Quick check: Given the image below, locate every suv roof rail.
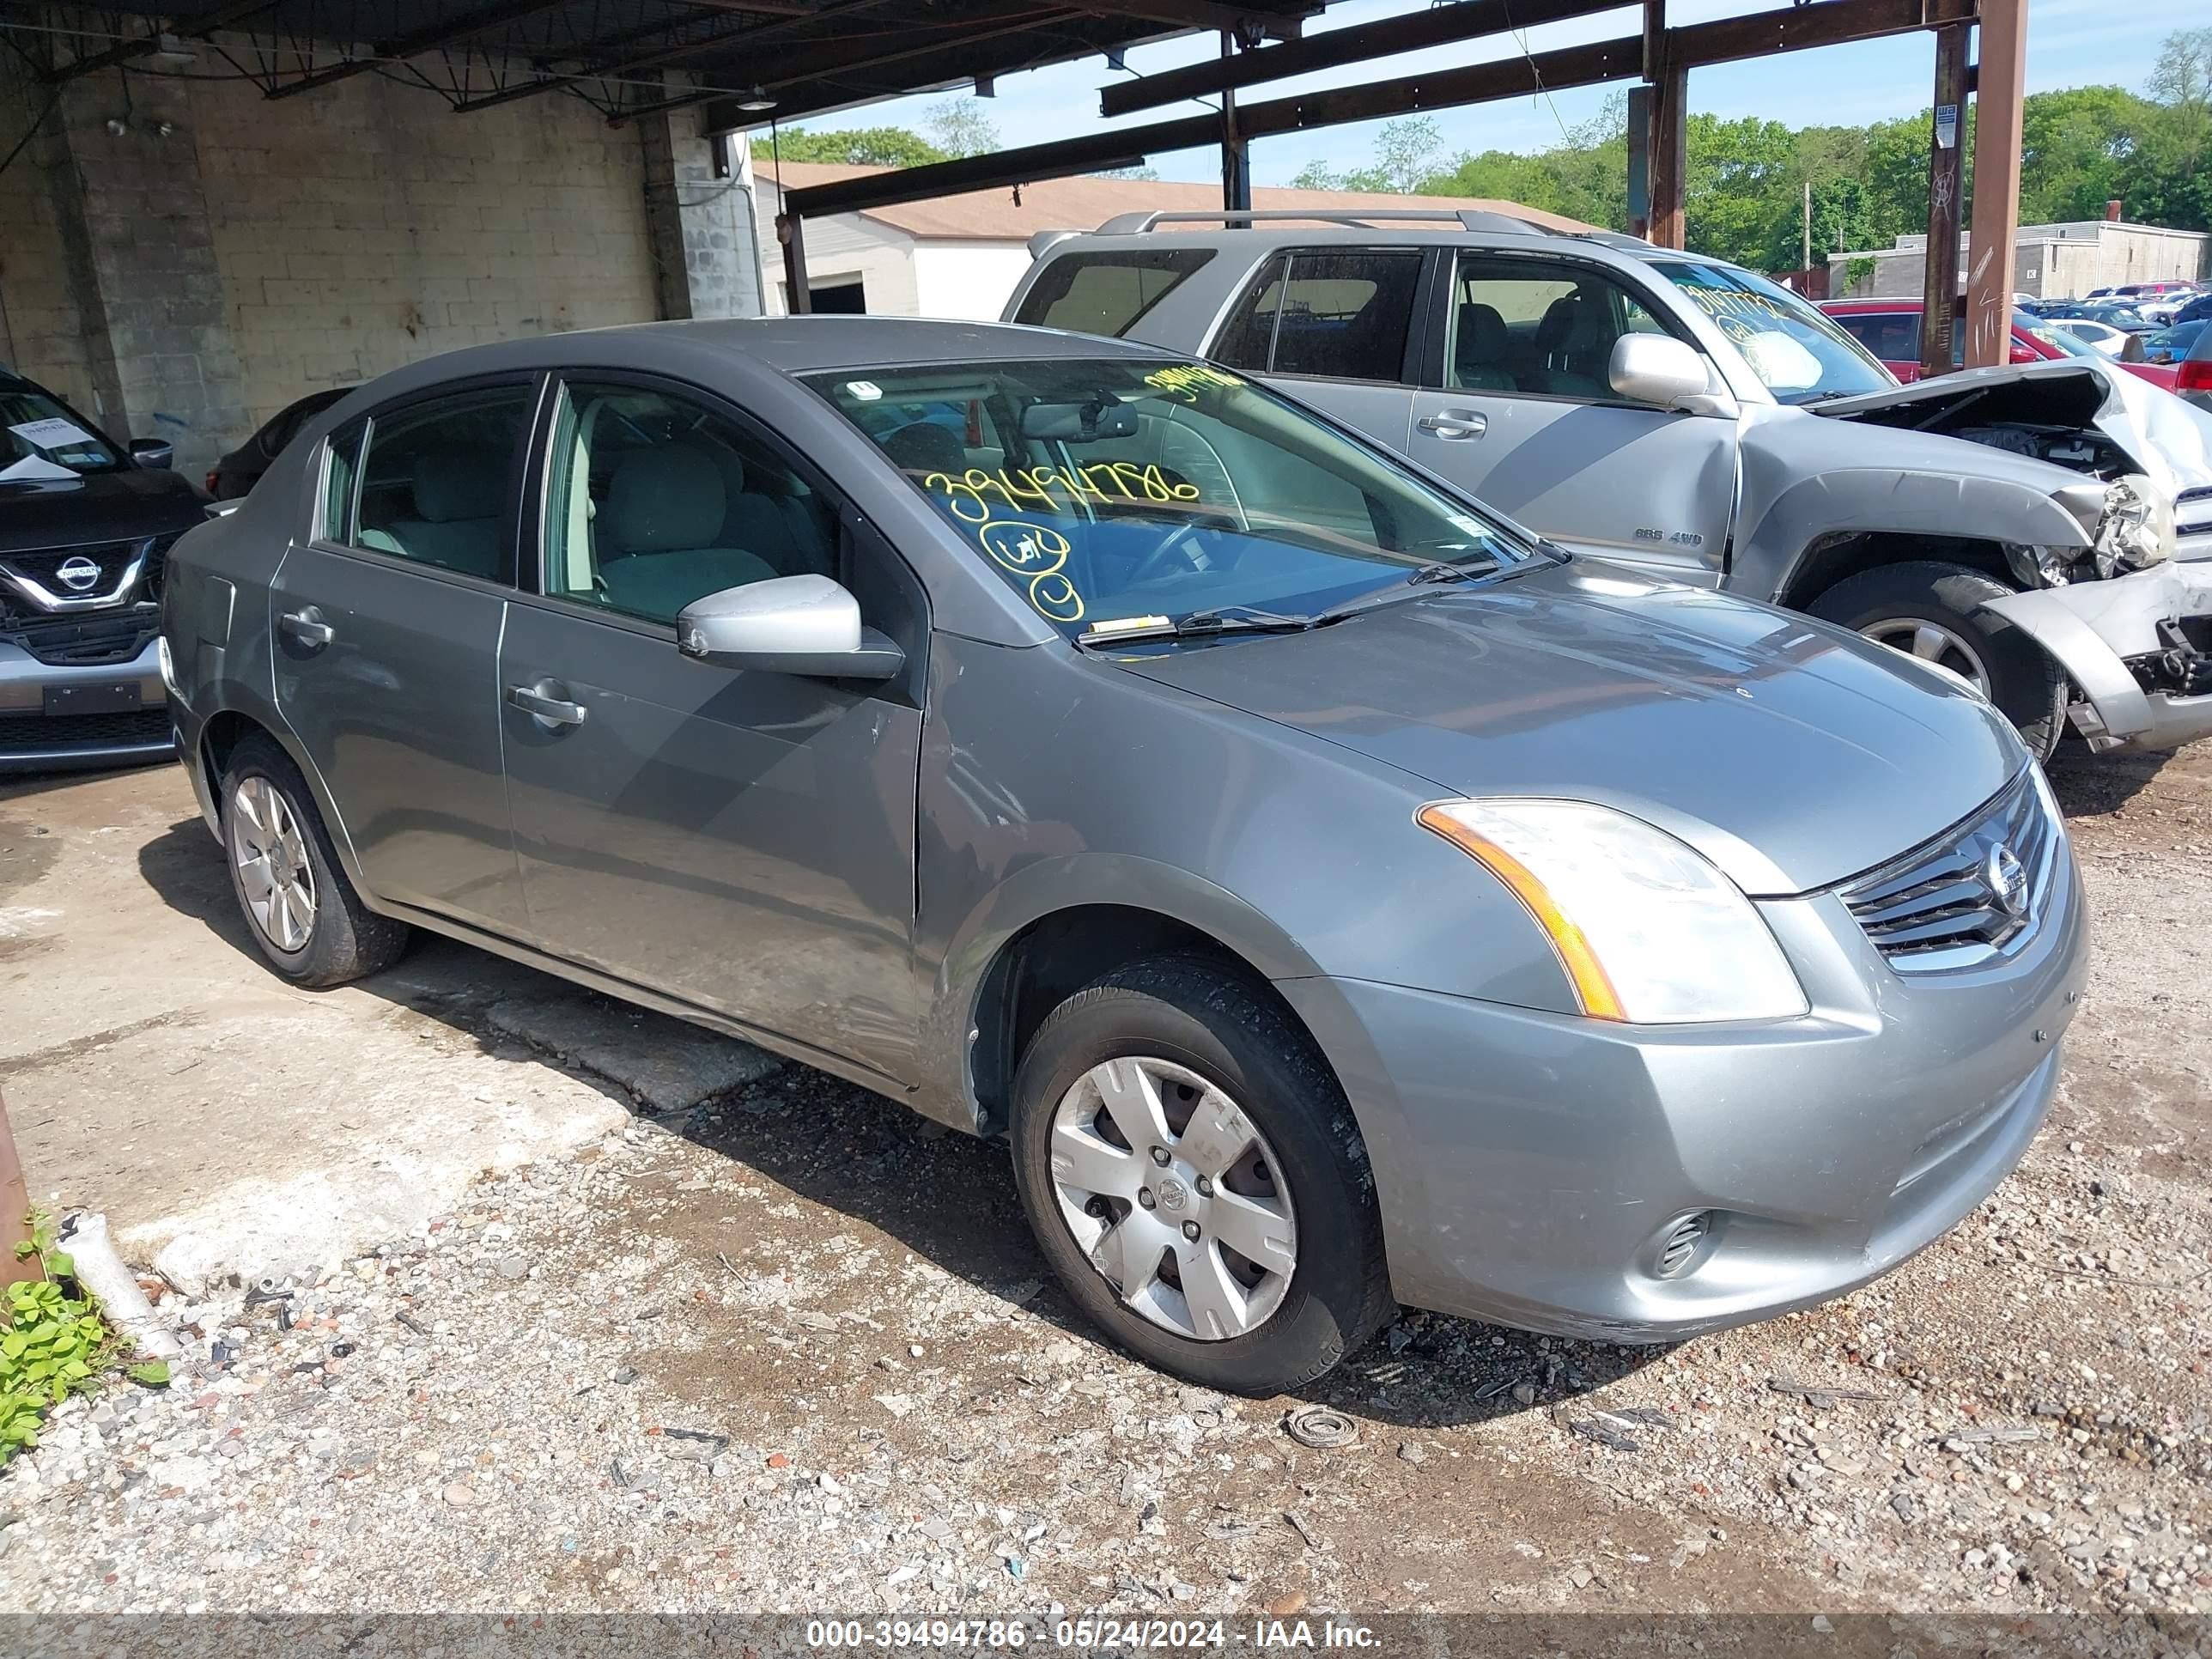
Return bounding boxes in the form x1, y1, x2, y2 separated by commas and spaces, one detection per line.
1572, 230, 1662, 254
1027, 228, 1082, 259
1091, 208, 1560, 236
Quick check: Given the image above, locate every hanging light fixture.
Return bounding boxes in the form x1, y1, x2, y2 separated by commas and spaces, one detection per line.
735, 85, 776, 112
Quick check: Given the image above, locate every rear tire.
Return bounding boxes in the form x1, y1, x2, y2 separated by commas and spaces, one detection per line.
221, 733, 410, 987
1808, 560, 2068, 760
1009, 958, 1391, 1395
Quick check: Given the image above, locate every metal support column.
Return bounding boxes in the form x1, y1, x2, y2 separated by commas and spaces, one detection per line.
1917, 21, 1970, 377
1219, 31, 1251, 213
1646, 53, 1687, 250
778, 211, 812, 314
1962, 0, 2024, 368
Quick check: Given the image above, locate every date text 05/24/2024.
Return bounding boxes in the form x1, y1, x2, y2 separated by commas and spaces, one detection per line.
804, 1620, 1382, 1650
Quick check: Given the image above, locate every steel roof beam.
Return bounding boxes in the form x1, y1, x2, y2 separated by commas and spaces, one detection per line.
45, 0, 283, 83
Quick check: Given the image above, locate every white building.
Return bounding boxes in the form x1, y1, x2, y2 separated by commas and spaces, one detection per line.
1829, 215, 2210, 301
752, 161, 1591, 319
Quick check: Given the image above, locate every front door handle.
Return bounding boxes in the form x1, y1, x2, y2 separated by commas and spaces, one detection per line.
507, 681, 588, 729
1418, 410, 1488, 440
277, 607, 334, 650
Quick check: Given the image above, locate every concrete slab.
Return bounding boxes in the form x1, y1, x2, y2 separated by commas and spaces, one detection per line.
485, 988, 781, 1114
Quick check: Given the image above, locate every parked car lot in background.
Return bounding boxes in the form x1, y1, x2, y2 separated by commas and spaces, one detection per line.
1010, 213, 2212, 761
1820, 297, 2175, 389
2183, 321, 2212, 414
2142, 319, 2208, 365
205, 386, 353, 500
1, 367, 200, 773
161, 316, 2088, 1392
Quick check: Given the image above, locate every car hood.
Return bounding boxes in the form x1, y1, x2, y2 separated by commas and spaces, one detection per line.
1811, 357, 2212, 497
0, 464, 206, 553
1112, 561, 2023, 896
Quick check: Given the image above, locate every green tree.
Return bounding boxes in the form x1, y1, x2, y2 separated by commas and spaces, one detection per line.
923, 99, 1000, 161
764, 126, 948, 168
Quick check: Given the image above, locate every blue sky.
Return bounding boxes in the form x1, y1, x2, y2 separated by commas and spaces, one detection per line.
783, 0, 2184, 189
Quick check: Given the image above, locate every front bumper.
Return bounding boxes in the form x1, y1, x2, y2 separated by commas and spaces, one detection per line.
0, 635, 171, 774
1278, 820, 2088, 1341
1983, 559, 2212, 752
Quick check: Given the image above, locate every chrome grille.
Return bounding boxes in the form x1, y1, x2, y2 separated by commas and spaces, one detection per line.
1840, 769, 2061, 974
1656, 1212, 1709, 1279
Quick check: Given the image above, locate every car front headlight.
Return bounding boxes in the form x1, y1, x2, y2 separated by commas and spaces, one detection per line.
1416, 799, 1809, 1025
2093, 475, 2175, 577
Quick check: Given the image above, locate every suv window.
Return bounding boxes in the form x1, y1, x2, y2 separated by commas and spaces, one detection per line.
542, 380, 836, 626
1012, 249, 1215, 336
349, 385, 533, 581
1445, 255, 1675, 399
1832, 310, 1919, 364
1212, 250, 1423, 384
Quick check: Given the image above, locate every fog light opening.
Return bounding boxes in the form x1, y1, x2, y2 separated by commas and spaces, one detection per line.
1655, 1211, 1713, 1280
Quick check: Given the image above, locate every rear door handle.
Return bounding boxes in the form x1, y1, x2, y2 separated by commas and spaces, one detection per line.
277, 607, 334, 649
507, 681, 588, 728
1418, 410, 1488, 440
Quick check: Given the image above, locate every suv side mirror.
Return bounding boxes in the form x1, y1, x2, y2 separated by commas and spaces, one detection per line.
677, 574, 903, 682
129, 437, 174, 469
1608, 335, 1719, 412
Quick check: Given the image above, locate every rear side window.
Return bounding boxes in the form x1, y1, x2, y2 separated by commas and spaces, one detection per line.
350, 385, 536, 583
1013, 248, 1215, 336
1211, 249, 1423, 384
1833, 310, 1920, 364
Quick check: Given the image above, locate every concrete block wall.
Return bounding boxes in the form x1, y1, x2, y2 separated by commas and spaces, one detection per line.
0, 53, 98, 415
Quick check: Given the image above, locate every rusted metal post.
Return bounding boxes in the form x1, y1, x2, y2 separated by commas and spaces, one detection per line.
778, 210, 812, 315
1646, 51, 1687, 251
0, 1088, 37, 1288
1962, 0, 2025, 368
1918, 21, 1971, 377
1220, 32, 1251, 213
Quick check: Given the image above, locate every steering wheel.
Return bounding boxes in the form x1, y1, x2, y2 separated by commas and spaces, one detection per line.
1126, 520, 1212, 590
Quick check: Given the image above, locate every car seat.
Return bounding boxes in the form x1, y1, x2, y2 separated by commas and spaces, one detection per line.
363, 447, 507, 576
1452, 302, 1518, 391
595, 443, 779, 622
1531, 294, 1614, 398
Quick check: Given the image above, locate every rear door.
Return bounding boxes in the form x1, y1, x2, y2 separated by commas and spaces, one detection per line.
495, 374, 926, 1085
1205, 247, 1426, 452
1406, 251, 1737, 584
271, 379, 537, 933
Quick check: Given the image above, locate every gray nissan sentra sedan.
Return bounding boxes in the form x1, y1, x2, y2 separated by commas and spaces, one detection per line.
158, 318, 2087, 1394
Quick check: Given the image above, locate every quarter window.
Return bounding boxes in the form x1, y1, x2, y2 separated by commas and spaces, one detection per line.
350, 385, 534, 581
1445, 256, 1687, 400
1211, 250, 1424, 384
541, 381, 836, 626
319, 422, 364, 544
1012, 248, 1216, 336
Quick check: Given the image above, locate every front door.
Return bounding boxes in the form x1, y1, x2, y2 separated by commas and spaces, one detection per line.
1407, 252, 1737, 584
270, 379, 538, 933
497, 375, 925, 1084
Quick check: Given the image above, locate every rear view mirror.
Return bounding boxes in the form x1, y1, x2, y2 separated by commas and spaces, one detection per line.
129, 437, 174, 469
677, 574, 903, 682
1018, 399, 1139, 442
1609, 334, 1722, 411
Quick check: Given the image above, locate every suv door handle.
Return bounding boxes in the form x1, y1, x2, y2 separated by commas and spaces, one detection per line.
277, 607, 334, 649
1418, 410, 1488, 440
507, 680, 588, 729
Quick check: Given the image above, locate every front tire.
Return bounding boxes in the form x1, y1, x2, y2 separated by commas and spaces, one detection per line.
221, 734, 410, 987
1808, 560, 2068, 759
1009, 959, 1391, 1394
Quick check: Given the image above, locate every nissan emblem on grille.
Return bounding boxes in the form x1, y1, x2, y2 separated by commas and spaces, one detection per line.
56, 556, 101, 592
1984, 843, 2028, 919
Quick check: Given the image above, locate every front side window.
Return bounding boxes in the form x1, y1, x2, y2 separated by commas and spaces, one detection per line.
541, 380, 836, 625
1831, 310, 1921, 366
352, 384, 535, 580
1657, 262, 1893, 403
809, 357, 1534, 641
1211, 250, 1423, 384
1012, 249, 1216, 337
1444, 256, 1687, 399
0, 384, 123, 481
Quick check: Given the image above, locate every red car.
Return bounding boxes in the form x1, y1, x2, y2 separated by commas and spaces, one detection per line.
1820, 299, 2180, 392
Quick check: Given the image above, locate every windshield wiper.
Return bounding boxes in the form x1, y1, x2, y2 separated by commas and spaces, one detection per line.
1309, 556, 1505, 626
1079, 605, 1314, 647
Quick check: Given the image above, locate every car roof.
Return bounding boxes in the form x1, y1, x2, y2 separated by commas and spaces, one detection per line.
1035, 217, 1736, 277
570, 317, 1164, 374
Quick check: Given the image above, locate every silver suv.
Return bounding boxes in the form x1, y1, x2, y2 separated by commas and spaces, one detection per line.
1006, 210, 2212, 757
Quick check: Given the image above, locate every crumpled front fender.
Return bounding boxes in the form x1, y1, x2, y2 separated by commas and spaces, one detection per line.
1982, 562, 2212, 750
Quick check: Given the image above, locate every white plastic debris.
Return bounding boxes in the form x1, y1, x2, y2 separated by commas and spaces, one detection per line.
65, 1212, 184, 1360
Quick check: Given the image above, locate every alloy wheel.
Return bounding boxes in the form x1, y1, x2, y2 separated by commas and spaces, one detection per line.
1048, 1056, 1297, 1341
230, 775, 318, 953
1860, 617, 1993, 696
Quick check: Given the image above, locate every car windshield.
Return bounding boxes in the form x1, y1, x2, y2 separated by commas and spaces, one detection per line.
807, 358, 1537, 640
0, 386, 124, 480
2017, 313, 2100, 359
1657, 263, 1894, 403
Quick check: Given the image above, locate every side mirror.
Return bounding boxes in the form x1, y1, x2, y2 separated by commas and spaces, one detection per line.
1607, 334, 1723, 413
129, 438, 174, 469
677, 574, 903, 682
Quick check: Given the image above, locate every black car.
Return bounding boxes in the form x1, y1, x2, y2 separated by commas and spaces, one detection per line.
1, 368, 206, 772
205, 386, 352, 499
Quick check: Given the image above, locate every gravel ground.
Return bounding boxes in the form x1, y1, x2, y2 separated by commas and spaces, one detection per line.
2, 742, 2210, 1622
